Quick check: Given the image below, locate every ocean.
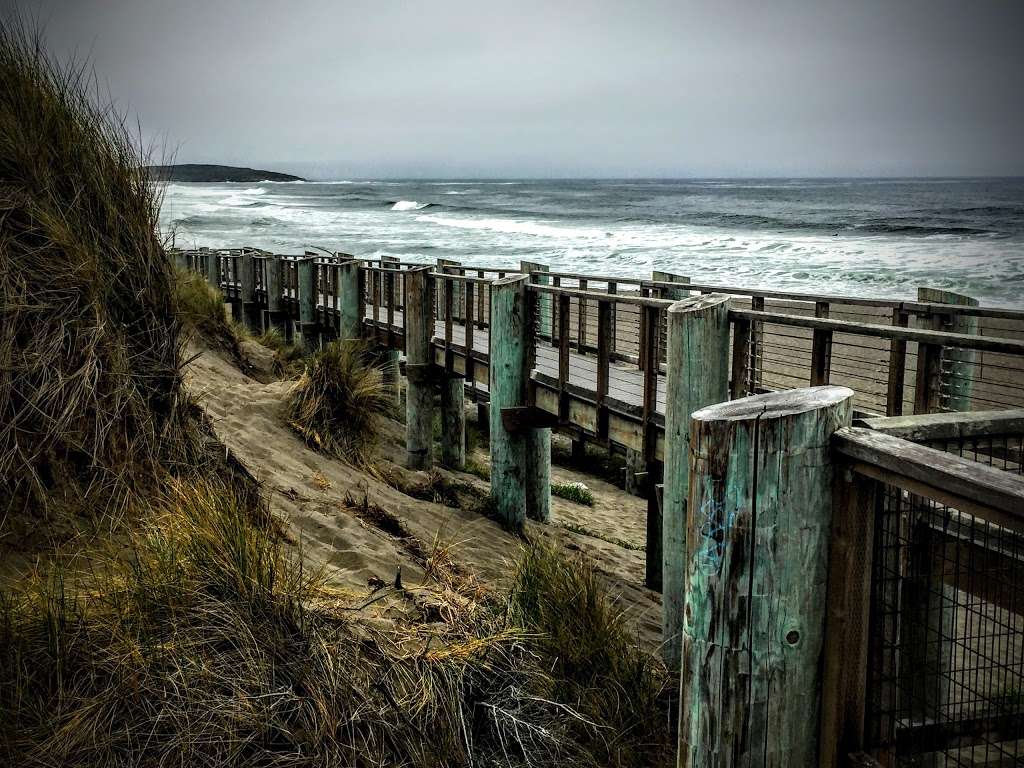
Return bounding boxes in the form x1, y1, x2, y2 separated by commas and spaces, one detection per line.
160, 178, 1024, 307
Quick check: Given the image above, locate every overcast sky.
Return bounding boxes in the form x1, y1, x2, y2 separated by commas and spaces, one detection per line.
22, 0, 1024, 179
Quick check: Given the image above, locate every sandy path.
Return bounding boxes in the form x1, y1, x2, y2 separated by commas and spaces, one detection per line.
185, 343, 663, 645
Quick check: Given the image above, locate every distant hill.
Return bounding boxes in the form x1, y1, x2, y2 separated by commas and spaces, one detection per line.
147, 164, 305, 182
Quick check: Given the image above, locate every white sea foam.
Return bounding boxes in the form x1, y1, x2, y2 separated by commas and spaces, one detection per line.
391, 200, 430, 211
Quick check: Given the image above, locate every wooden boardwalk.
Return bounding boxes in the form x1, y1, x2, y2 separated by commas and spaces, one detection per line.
364, 305, 669, 438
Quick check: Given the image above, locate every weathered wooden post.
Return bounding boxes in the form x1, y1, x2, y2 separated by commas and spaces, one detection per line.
337, 260, 362, 341
914, 287, 978, 413
521, 260, 551, 341
264, 255, 286, 335
438, 258, 463, 322
405, 267, 435, 470
623, 271, 692, 496
205, 251, 219, 287
380, 256, 402, 405
296, 257, 318, 349
661, 294, 731, 670
441, 376, 466, 469
678, 386, 854, 768
489, 274, 530, 527
238, 252, 260, 332
653, 270, 691, 300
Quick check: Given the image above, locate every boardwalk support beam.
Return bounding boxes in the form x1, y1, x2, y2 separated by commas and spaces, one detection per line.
678, 386, 854, 767
661, 293, 731, 670
405, 267, 435, 470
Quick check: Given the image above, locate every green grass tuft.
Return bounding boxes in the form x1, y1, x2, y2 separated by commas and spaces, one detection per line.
552, 480, 595, 506
509, 539, 670, 765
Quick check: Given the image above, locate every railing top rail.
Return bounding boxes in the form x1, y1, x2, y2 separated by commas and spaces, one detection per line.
857, 409, 1024, 442
547, 270, 645, 285
834, 426, 1024, 530
730, 308, 1024, 354
528, 282, 674, 309
427, 271, 495, 285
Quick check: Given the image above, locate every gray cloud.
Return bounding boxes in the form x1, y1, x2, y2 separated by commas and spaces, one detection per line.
19, 0, 1024, 178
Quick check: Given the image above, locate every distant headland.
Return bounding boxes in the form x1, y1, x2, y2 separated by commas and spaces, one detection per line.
147, 164, 305, 182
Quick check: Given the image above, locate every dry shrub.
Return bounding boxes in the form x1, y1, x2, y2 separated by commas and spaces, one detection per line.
285, 340, 392, 463
0, 481, 658, 767
0, 19, 193, 520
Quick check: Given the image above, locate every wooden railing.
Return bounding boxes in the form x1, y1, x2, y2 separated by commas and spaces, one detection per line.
822, 410, 1024, 767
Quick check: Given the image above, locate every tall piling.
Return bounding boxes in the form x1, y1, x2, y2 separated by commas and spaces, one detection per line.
661, 293, 731, 670
678, 386, 854, 768
441, 376, 466, 469
488, 274, 530, 527
297, 257, 317, 349
404, 267, 435, 470
337, 260, 362, 340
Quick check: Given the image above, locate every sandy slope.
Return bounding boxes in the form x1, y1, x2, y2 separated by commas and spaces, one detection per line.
185, 342, 663, 646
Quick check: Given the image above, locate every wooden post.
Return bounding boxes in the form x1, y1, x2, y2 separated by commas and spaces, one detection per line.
337, 260, 361, 340
624, 448, 645, 497
239, 252, 260, 332
810, 302, 832, 386
297, 257, 317, 347
441, 375, 466, 470
819, 471, 879, 768
652, 270, 691, 300
915, 287, 978, 413
679, 386, 854, 768
405, 267, 435, 470
521, 260, 551, 341
885, 308, 909, 416
489, 274, 530, 528
661, 294, 731, 670
437, 258, 462, 322
205, 252, 219, 287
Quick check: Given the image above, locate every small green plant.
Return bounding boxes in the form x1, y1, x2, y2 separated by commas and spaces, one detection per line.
552, 481, 594, 506
285, 340, 392, 464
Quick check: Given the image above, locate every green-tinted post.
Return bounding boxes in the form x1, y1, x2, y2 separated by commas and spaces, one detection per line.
337, 260, 361, 340
405, 267, 435, 470
489, 274, 530, 528
678, 386, 854, 768
440, 376, 466, 469
296, 257, 317, 349
205, 252, 219, 287
916, 287, 978, 413
653, 270, 691, 300
661, 293, 731, 670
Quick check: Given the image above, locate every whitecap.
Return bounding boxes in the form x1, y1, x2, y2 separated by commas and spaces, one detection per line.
391, 200, 431, 211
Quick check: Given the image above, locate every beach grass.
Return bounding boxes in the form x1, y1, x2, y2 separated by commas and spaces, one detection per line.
285, 340, 393, 464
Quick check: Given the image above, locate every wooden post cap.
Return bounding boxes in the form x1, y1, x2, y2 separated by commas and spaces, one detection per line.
667, 292, 730, 316
692, 384, 855, 423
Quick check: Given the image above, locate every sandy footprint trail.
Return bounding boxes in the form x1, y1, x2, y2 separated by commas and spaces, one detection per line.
185, 342, 662, 644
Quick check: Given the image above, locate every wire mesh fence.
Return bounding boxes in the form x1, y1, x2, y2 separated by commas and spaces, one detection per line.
867, 481, 1024, 767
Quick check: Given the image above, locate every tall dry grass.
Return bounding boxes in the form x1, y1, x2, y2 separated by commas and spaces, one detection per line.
0, 482, 668, 767
285, 340, 393, 464
0, 18, 193, 520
